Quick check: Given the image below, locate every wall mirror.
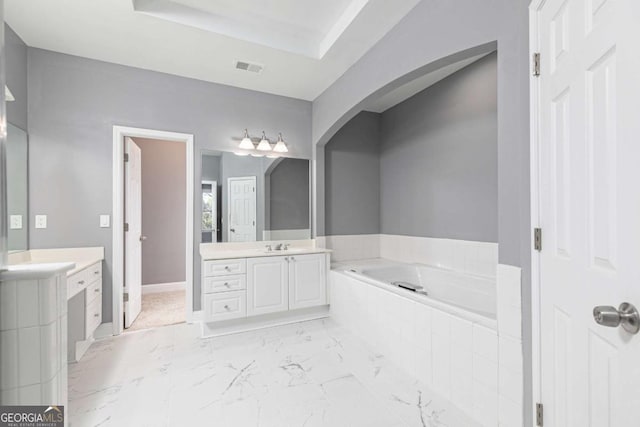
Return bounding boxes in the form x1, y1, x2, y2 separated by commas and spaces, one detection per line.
7, 123, 29, 252
200, 150, 311, 243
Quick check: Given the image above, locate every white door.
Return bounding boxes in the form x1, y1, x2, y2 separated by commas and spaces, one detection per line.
247, 256, 288, 316
124, 137, 143, 328
288, 254, 326, 310
228, 177, 257, 242
534, 0, 640, 425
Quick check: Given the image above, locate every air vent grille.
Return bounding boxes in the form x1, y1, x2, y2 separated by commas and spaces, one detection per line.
235, 60, 264, 74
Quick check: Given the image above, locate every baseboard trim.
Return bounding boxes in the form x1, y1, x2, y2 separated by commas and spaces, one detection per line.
142, 281, 186, 294
201, 306, 330, 338
95, 322, 114, 340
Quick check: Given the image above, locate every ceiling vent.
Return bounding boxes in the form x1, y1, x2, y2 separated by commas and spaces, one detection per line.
234, 60, 264, 74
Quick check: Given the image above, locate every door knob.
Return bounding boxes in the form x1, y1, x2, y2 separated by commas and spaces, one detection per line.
230, 228, 236, 233
140, 235, 147, 242
593, 302, 640, 334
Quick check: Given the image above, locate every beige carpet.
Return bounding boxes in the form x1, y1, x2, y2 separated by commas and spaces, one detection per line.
126, 290, 186, 332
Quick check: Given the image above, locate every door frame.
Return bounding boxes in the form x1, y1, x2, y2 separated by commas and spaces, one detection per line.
529, 1, 544, 425
227, 176, 257, 242
112, 125, 195, 335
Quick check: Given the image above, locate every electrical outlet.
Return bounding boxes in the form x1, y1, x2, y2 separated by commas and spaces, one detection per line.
35, 215, 47, 229
10, 215, 22, 230
100, 215, 110, 228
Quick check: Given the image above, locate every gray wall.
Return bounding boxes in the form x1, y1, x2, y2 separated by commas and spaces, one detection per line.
5, 24, 27, 131
0, 6, 7, 268
380, 53, 497, 242
6, 124, 27, 250
312, 0, 531, 424
27, 48, 312, 318
201, 154, 221, 182
134, 137, 186, 286
324, 111, 380, 236
268, 158, 309, 231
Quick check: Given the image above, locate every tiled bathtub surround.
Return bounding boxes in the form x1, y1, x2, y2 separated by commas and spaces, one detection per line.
0, 266, 71, 410
316, 235, 381, 262
318, 234, 498, 278
496, 264, 523, 426
329, 262, 524, 427
379, 235, 498, 278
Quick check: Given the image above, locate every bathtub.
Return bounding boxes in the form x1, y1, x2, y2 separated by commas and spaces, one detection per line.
338, 258, 496, 327
329, 258, 500, 423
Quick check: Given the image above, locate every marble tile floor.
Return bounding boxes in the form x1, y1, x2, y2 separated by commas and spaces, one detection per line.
68, 319, 479, 427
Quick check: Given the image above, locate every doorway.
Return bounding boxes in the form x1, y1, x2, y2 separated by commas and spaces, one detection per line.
112, 126, 194, 335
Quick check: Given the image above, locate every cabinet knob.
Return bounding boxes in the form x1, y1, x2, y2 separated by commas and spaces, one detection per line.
224, 282, 230, 287
78, 280, 85, 285
224, 266, 231, 271
224, 305, 230, 310
94, 288, 100, 293
94, 313, 100, 318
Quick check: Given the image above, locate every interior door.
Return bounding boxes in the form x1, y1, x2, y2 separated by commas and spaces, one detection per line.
124, 137, 143, 328
228, 176, 257, 242
535, 0, 640, 425
247, 256, 288, 316
288, 254, 326, 310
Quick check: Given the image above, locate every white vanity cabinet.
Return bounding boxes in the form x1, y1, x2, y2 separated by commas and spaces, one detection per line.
201, 251, 329, 327
247, 256, 289, 316
288, 254, 327, 310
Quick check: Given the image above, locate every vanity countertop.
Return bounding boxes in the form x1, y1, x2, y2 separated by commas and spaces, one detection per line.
0, 262, 76, 280
200, 240, 332, 261
200, 247, 332, 261
8, 247, 105, 276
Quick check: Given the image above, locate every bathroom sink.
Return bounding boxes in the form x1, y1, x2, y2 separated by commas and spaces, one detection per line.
264, 247, 314, 254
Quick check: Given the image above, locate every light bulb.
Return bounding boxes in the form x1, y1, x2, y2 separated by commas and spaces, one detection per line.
256, 131, 272, 151
273, 133, 288, 153
238, 129, 254, 150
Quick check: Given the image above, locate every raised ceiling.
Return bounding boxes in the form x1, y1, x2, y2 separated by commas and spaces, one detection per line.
6, 0, 420, 100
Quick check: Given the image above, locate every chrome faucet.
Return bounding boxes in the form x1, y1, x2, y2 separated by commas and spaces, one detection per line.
275, 243, 283, 251
265, 244, 273, 252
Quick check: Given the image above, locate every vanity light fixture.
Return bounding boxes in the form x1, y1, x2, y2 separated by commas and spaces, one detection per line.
234, 152, 250, 156
250, 153, 265, 158
238, 129, 255, 150
273, 133, 288, 153
256, 131, 272, 151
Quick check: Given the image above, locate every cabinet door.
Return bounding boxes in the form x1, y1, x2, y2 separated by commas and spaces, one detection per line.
288, 254, 326, 310
247, 256, 288, 316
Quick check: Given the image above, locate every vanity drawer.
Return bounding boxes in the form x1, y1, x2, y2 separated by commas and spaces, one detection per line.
67, 269, 89, 299
203, 291, 246, 322
87, 262, 102, 284
86, 278, 102, 305
203, 259, 246, 277
203, 275, 246, 294
85, 296, 102, 339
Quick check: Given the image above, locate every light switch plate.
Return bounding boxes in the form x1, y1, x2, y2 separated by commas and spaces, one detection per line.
35, 215, 47, 229
100, 215, 110, 228
9, 215, 22, 229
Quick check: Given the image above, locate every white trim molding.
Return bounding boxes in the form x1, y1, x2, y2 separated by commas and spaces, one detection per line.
142, 281, 186, 294
112, 126, 195, 336
529, 2, 543, 427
